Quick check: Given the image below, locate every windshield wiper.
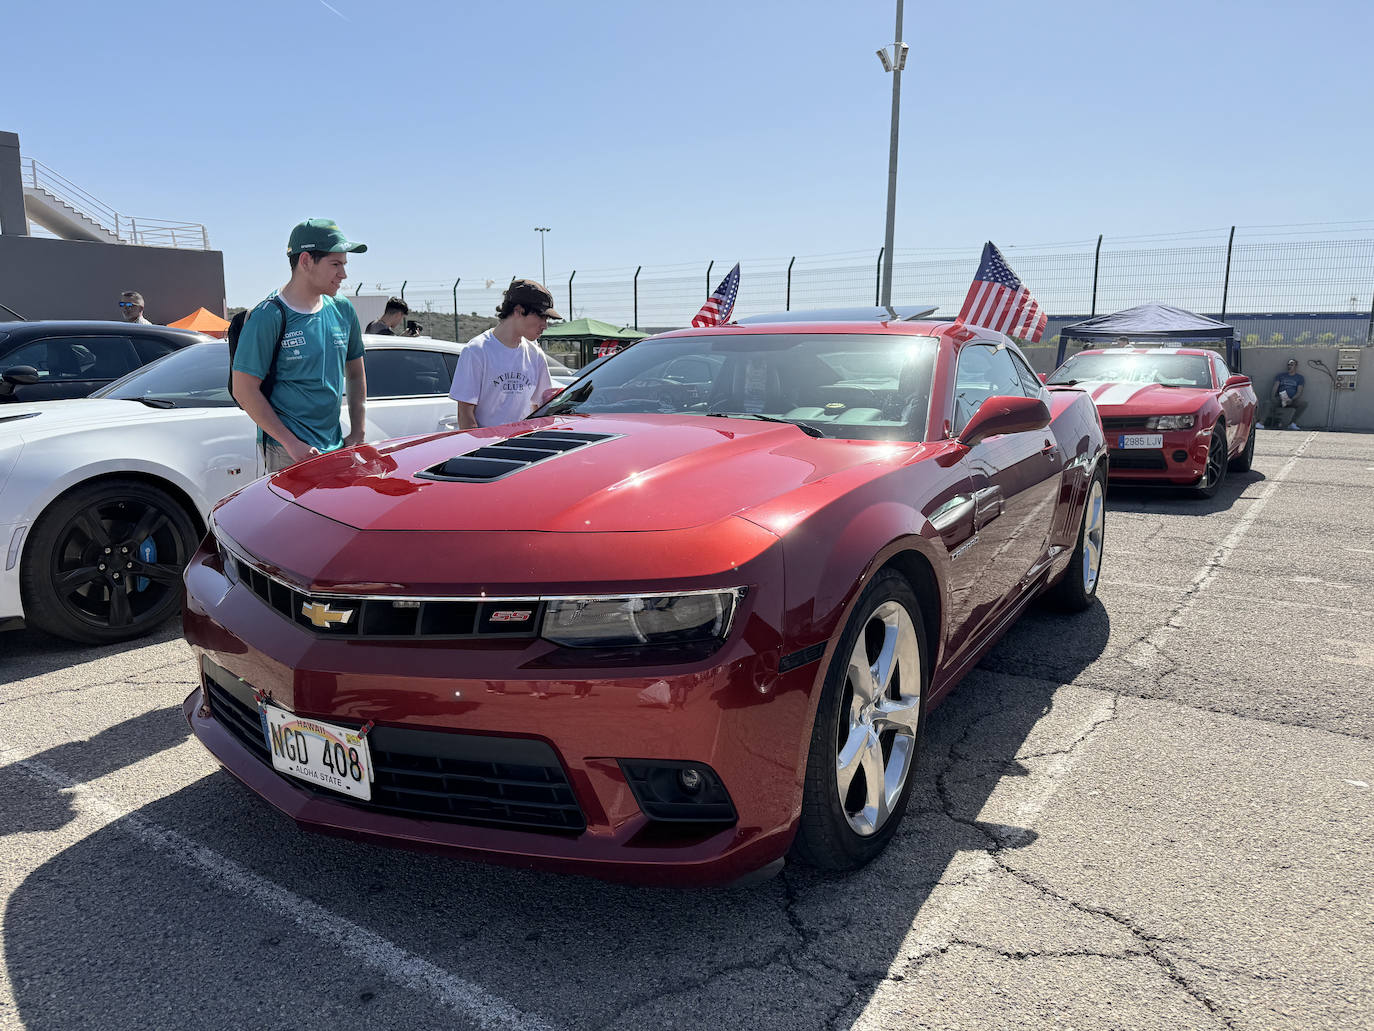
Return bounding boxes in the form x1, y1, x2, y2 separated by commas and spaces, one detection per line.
706, 412, 824, 438
121, 396, 176, 409
542, 380, 593, 415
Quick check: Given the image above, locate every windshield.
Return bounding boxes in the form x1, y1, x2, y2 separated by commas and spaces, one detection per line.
93, 341, 234, 406
533, 332, 940, 441
1048, 352, 1213, 389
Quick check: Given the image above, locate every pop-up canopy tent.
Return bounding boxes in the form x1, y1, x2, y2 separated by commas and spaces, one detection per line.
1056, 303, 1238, 370
167, 306, 230, 338
539, 318, 648, 368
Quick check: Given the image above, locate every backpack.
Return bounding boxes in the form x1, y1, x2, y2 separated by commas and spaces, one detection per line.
227, 295, 289, 407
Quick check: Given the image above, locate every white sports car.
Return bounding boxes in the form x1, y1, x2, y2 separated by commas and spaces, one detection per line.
0, 335, 465, 644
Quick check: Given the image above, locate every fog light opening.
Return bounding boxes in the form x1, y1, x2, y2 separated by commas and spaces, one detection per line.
1172, 449, 1189, 463
618, 760, 737, 824
679, 767, 704, 793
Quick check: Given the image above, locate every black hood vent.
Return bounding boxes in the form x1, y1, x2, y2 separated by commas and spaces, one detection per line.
418, 429, 618, 483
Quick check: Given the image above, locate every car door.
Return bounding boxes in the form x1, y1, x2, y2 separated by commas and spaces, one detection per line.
358, 347, 457, 442
0, 334, 142, 401
943, 341, 1062, 660
1211, 352, 1248, 451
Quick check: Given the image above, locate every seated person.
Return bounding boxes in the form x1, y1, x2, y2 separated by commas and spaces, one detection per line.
1266, 358, 1307, 429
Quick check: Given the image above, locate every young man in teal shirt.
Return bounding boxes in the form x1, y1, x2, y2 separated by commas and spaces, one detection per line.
232, 218, 368, 473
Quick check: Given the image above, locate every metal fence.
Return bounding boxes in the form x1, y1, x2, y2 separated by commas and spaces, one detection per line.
369, 224, 1374, 345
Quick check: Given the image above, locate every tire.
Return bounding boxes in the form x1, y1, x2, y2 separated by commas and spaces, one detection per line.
1228, 419, 1256, 473
1193, 424, 1229, 498
1045, 465, 1106, 611
791, 568, 928, 872
21, 479, 198, 644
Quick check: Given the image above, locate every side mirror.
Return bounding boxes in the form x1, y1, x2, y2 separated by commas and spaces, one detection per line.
2, 365, 40, 386
1223, 374, 1250, 389
958, 395, 1051, 447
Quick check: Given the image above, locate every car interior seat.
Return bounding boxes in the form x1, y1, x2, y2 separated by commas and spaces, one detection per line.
708, 356, 790, 414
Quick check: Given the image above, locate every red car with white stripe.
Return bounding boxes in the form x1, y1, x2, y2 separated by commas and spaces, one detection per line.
1046, 347, 1258, 497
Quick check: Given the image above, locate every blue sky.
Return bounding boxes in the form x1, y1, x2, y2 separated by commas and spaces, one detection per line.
8, 0, 1373, 312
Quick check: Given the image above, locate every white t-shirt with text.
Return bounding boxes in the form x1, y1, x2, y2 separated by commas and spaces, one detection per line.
448, 330, 553, 428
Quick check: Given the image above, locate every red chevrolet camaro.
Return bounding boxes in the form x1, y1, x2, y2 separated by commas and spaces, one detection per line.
182, 309, 1108, 885
1046, 347, 1258, 496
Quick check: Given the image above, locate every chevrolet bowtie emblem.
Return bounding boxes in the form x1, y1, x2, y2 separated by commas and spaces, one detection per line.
301, 601, 355, 629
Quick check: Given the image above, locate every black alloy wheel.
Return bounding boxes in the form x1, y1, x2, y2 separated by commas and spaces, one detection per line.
1193, 424, 1229, 498
21, 479, 198, 644
1229, 420, 1256, 473
791, 568, 928, 872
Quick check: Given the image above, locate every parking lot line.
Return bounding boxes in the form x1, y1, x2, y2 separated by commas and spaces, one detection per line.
2, 748, 565, 1031
1125, 432, 1316, 669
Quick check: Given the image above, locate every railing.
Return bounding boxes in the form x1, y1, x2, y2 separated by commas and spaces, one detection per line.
21, 157, 210, 249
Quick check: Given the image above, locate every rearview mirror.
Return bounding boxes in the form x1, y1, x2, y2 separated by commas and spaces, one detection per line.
958, 395, 1051, 447
1223, 374, 1250, 389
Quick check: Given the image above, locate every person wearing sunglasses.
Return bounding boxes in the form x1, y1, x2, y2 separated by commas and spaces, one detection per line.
118, 290, 151, 324
449, 279, 559, 429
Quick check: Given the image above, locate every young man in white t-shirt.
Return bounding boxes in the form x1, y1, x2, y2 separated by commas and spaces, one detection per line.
449, 279, 559, 428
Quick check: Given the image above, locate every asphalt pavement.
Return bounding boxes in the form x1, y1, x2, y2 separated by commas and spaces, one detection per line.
1, 429, 1370, 1031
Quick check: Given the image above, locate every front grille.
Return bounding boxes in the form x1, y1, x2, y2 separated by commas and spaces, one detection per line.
227, 559, 542, 640
1108, 449, 1167, 470
1100, 416, 1147, 432
204, 662, 585, 834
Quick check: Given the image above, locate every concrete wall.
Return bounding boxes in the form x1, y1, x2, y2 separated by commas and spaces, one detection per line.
1020, 342, 1374, 432
0, 235, 225, 324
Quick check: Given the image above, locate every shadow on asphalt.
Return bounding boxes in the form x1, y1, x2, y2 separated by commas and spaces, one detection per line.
0, 620, 184, 683
1105, 467, 1263, 516
4, 603, 1112, 1029
0, 706, 190, 836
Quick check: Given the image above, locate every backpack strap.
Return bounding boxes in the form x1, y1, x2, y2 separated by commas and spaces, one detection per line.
260, 295, 290, 394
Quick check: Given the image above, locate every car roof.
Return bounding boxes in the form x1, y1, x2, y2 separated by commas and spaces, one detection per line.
1075, 347, 1216, 357
0, 320, 206, 339
361, 333, 464, 354
647, 318, 976, 340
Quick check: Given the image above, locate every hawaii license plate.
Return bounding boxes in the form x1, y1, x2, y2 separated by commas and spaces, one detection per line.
1118, 434, 1163, 449
260, 703, 374, 800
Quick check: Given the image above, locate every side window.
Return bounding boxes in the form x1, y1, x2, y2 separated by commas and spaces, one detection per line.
1, 336, 139, 381
133, 336, 178, 364
363, 349, 451, 398
952, 343, 1025, 434
1210, 353, 1229, 385
1008, 349, 1046, 398
441, 351, 459, 384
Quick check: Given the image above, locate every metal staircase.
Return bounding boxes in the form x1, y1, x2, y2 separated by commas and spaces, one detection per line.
20, 157, 209, 249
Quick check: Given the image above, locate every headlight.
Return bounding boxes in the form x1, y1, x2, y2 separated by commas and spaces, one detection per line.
541, 589, 742, 648
1147, 414, 1196, 430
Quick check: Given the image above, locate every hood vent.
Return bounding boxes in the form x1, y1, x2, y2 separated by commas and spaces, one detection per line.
0, 412, 40, 425
417, 429, 618, 483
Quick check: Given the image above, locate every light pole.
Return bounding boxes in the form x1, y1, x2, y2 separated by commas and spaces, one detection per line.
534, 226, 551, 284
876, 1, 908, 308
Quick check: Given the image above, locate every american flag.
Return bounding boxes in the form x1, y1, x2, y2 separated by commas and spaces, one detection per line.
956, 242, 1048, 342
691, 262, 741, 327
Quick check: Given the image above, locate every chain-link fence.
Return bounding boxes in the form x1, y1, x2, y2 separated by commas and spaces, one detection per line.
366, 224, 1374, 347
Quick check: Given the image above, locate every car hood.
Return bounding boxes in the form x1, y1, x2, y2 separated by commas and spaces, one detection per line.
1076, 381, 1211, 413
0, 398, 176, 439
267, 414, 910, 533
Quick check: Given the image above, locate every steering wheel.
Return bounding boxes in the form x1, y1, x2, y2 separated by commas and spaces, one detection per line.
616, 378, 692, 407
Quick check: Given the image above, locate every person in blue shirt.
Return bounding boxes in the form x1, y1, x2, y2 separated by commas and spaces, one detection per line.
232, 219, 368, 472
1268, 358, 1307, 430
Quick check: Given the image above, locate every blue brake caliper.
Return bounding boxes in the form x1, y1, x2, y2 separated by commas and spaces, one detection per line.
137, 537, 156, 592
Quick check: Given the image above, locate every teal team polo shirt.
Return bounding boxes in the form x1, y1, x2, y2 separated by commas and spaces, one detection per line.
232, 292, 364, 452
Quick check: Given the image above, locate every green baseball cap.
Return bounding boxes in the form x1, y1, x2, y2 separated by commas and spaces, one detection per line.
287, 218, 367, 256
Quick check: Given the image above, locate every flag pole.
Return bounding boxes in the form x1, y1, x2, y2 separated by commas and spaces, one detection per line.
879, 0, 904, 308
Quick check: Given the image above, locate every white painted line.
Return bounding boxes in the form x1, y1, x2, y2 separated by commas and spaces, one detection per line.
1124, 432, 1317, 668
853, 691, 1118, 1025
5, 753, 562, 1031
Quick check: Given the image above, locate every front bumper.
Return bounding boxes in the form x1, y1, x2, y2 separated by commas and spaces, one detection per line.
182, 540, 818, 886
1105, 425, 1213, 485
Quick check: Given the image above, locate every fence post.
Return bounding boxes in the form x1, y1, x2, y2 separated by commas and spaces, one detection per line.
452, 278, 461, 342
705, 261, 713, 299
1366, 291, 1373, 346
633, 265, 641, 330
1220, 225, 1236, 319
130, 217, 137, 246
786, 256, 795, 310
400, 280, 406, 302
201, 226, 209, 249
874, 248, 884, 306
1090, 234, 1103, 316
569, 270, 575, 319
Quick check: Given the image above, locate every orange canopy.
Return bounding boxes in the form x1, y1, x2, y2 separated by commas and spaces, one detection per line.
167, 307, 230, 337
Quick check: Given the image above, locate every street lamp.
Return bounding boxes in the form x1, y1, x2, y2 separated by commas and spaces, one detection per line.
534, 226, 551, 284
877, 1, 907, 308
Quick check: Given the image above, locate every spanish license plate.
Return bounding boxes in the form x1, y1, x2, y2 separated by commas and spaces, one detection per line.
1118, 434, 1163, 449
260, 703, 373, 800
